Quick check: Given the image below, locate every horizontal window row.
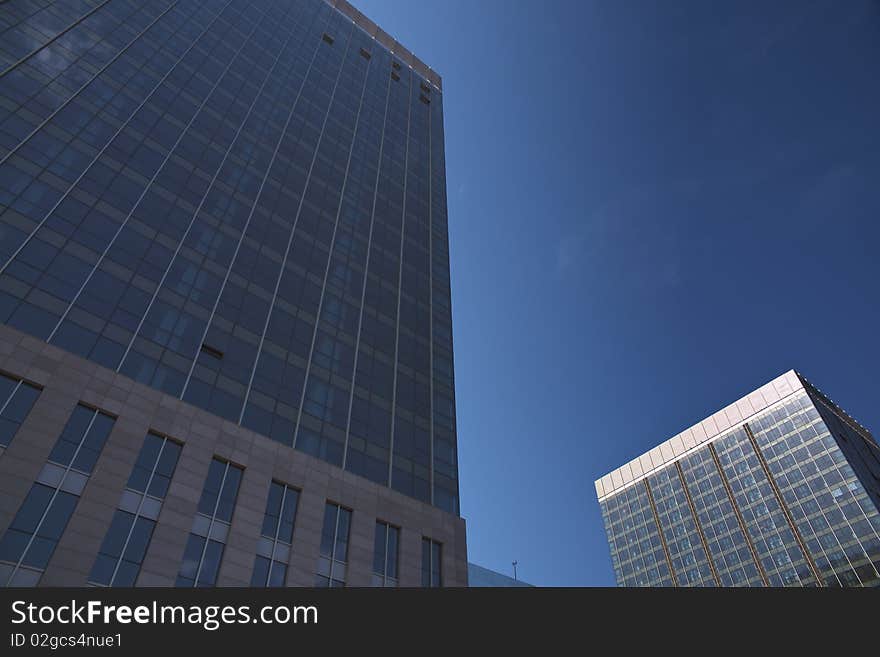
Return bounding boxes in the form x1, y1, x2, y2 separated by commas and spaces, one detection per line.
0, 401, 445, 586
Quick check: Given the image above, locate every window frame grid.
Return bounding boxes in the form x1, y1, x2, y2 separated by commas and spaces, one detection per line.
2, 403, 113, 585
372, 519, 399, 587
316, 502, 351, 587
89, 431, 181, 587
195, 459, 234, 587
421, 536, 442, 587
252, 481, 300, 587
0, 373, 41, 449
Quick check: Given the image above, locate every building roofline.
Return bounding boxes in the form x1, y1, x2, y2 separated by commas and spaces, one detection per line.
795, 370, 875, 444
325, 0, 442, 91
594, 369, 806, 501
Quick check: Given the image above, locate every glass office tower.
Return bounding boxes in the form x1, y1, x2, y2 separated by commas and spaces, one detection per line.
0, 0, 467, 587
597, 370, 880, 587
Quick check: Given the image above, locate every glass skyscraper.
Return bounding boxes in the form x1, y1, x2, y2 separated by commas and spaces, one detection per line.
0, 0, 467, 587
597, 370, 880, 587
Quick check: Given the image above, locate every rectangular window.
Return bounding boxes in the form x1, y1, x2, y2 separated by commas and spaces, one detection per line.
0, 373, 41, 450
315, 503, 351, 587
199, 343, 223, 360
176, 458, 243, 587
0, 404, 114, 585
421, 538, 442, 587
251, 481, 300, 587
372, 521, 400, 587
89, 432, 182, 586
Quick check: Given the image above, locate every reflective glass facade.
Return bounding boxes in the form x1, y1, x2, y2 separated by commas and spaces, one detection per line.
0, 0, 458, 513
599, 377, 880, 587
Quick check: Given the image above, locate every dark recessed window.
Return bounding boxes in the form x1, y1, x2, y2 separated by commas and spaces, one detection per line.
0, 373, 41, 449
392, 61, 401, 70
251, 481, 300, 587
391, 71, 400, 82
360, 48, 371, 60
200, 344, 223, 360
372, 521, 399, 587
315, 502, 351, 587
176, 458, 243, 587
421, 537, 442, 587
420, 81, 431, 93
419, 94, 430, 105
0, 405, 115, 585
322, 33, 334, 45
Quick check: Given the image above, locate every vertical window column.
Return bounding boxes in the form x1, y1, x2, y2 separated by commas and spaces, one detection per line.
251, 481, 300, 587
421, 537, 442, 587
0, 373, 41, 451
89, 432, 182, 586
315, 502, 351, 587
176, 458, 243, 587
372, 520, 399, 587
0, 404, 114, 586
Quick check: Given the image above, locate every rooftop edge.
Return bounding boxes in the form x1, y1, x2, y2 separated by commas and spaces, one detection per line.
325, 0, 442, 90
594, 369, 806, 501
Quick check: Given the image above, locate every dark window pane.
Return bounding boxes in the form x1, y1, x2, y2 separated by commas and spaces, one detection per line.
155, 440, 181, 477
0, 529, 31, 564
266, 482, 283, 518
38, 490, 78, 541
387, 527, 399, 579
72, 445, 102, 474
268, 561, 286, 587
89, 553, 117, 586
48, 437, 79, 467
127, 466, 151, 494
373, 522, 387, 574
122, 517, 155, 564
86, 413, 115, 449
22, 535, 56, 569
278, 488, 299, 543
197, 540, 224, 586
0, 417, 20, 447
251, 555, 270, 587
335, 508, 351, 561
2, 383, 40, 430
113, 559, 140, 587
9, 483, 54, 534
177, 533, 205, 584
320, 504, 336, 557
215, 465, 242, 522
147, 473, 171, 499
98, 510, 135, 560
197, 459, 225, 515
421, 539, 431, 586
133, 434, 163, 474
0, 375, 16, 402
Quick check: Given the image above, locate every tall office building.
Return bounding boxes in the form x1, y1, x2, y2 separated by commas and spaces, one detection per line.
0, 0, 467, 587
597, 370, 880, 587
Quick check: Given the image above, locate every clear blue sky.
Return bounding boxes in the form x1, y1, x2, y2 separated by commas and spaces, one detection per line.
355, 0, 880, 585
